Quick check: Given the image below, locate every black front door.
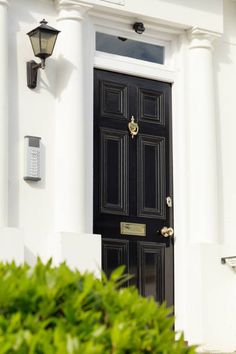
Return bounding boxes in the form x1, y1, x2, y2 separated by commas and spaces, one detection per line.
94, 69, 174, 306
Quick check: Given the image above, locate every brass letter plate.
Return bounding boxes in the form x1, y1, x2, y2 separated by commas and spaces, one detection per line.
120, 222, 146, 237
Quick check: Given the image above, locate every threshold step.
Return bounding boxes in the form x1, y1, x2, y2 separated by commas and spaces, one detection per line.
200, 352, 236, 354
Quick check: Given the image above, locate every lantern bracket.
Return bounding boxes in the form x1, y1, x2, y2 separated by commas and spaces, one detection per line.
27, 59, 46, 89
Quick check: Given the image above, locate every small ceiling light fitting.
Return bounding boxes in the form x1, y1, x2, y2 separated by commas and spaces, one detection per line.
118, 36, 127, 42
133, 22, 145, 34
27, 19, 60, 89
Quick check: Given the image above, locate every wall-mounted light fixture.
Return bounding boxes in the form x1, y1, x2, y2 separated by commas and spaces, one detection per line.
27, 19, 60, 89
133, 22, 145, 34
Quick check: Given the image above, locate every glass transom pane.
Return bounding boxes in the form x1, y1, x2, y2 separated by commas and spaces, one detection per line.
96, 32, 164, 64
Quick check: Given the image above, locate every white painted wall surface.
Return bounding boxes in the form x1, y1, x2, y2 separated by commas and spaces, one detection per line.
0, 228, 24, 264
180, 244, 236, 353
8, 0, 57, 236
24, 231, 101, 277
5, 0, 236, 351
61, 233, 101, 278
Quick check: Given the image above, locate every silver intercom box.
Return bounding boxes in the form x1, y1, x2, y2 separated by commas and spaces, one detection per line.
24, 136, 41, 181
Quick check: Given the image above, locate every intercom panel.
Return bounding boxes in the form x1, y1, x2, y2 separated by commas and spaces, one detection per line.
24, 136, 41, 181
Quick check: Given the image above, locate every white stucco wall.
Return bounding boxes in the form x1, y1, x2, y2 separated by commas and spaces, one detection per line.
8, 0, 57, 236
3, 0, 236, 351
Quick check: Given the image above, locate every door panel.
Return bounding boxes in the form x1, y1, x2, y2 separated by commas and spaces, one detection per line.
101, 81, 128, 119
94, 69, 174, 306
137, 134, 165, 218
138, 88, 165, 125
138, 242, 165, 302
100, 128, 129, 215
102, 239, 129, 279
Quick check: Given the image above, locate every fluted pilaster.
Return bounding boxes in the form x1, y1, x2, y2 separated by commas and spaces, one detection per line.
187, 27, 220, 243
54, 0, 93, 233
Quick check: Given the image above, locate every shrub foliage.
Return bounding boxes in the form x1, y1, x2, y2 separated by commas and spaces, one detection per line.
0, 260, 196, 353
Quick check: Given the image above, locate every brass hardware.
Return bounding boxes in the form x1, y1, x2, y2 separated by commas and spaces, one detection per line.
160, 226, 174, 238
121, 222, 146, 237
128, 116, 139, 138
166, 196, 172, 208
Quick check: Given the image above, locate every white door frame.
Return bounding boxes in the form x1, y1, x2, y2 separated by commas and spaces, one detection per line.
85, 9, 188, 335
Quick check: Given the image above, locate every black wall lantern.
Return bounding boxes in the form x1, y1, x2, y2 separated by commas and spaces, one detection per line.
27, 19, 60, 89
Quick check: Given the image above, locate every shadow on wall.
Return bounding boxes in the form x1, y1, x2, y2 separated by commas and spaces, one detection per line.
29, 56, 76, 99
53, 55, 76, 99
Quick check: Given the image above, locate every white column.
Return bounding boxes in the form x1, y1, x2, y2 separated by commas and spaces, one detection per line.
54, 0, 92, 233
0, 0, 8, 227
188, 27, 220, 243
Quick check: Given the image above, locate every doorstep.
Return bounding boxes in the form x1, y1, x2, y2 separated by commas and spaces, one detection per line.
197, 348, 236, 353
200, 352, 236, 354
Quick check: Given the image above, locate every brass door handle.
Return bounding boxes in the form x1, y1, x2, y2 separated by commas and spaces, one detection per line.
160, 226, 174, 238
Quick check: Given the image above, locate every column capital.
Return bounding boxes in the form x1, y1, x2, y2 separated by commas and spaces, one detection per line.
187, 26, 221, 50
0, 0, 9, 6
55, 0, 93, 21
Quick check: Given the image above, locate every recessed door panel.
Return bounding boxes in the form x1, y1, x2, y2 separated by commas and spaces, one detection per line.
138, 242, 165, 302
100, 128, 129, 215
137, 134, 166, 219
101, 80, 128, 119
102, 239, 129, 279
138, 88, 165, 125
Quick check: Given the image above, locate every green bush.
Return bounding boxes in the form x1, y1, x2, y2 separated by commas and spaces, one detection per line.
0, 260, 196, 354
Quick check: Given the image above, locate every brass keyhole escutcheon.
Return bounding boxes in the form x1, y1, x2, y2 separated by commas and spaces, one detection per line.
160, 226, 174, 238
128, 116, 139, 138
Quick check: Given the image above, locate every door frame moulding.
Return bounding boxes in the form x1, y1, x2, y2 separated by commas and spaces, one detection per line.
94, 51, 177, 83
91, 10, 180, 81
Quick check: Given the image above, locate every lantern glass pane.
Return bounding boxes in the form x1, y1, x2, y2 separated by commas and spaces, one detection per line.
39, 32, 58, 56
29, 32, 40, 57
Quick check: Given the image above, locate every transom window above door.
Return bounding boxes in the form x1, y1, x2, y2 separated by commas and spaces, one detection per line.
96, 32, 165, 65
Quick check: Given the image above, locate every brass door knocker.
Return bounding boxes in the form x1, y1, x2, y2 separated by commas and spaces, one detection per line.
128, 116, 139, 138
